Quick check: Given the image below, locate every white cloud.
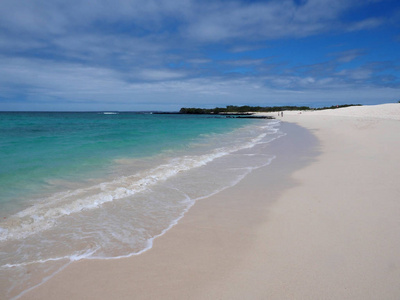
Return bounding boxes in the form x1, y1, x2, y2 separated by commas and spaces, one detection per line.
223, 58, 267, 66
183, 0, 362, 41
330, 49, 366, 63
0, 0, 191, 35
139, 69, 186, 81
347, 17, 384, 32
186, 58, 211, 64
0, 0, 384, 43
0, 0, 398, 110
1, 55, 397, 110
0, 57, 128, 99
336, 68, 373, 80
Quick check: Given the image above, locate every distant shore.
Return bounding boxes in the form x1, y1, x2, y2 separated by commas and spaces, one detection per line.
178, 104, 361, 115
22, 103, 400, 300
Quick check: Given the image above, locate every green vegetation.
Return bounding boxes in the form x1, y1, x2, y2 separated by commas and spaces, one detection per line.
179, 104, 361, 114
314, 104, 362, 110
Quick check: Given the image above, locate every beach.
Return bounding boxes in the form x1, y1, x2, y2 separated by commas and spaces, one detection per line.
19, 104, 400, 299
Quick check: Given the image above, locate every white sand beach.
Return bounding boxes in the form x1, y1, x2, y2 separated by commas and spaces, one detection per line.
21, 103, 400, 300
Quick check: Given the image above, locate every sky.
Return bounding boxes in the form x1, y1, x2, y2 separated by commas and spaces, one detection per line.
0, 0, 399, 111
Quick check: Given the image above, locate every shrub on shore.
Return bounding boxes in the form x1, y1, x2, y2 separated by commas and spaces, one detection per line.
179, 104, 361, 114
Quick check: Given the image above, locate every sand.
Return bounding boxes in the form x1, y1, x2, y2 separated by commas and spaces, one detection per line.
20, 104, 400, 300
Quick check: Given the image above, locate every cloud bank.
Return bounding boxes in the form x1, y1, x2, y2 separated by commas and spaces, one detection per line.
0, 0, 399, 110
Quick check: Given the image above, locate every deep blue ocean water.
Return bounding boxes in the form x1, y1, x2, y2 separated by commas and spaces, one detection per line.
0, 112, 283, 298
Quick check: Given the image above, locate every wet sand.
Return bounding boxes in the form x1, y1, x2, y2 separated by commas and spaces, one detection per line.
21, 104, 400, 299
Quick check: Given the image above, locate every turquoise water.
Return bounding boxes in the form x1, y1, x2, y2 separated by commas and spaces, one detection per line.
0, 112, 252, 215
0, 112, 283, 299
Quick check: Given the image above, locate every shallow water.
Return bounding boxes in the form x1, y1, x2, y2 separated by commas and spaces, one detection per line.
0, 112, 284, 298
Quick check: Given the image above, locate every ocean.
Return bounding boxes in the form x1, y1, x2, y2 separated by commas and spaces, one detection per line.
0, 112, 284, 298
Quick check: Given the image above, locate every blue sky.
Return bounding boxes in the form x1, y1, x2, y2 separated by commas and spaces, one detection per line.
0, 0, 399, 111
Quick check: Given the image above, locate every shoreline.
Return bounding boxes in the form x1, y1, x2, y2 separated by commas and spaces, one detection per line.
20, 104, 400, 299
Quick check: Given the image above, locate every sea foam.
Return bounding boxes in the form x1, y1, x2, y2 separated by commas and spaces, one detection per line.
0, 121, 279, 242
0, 118, 283, 299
